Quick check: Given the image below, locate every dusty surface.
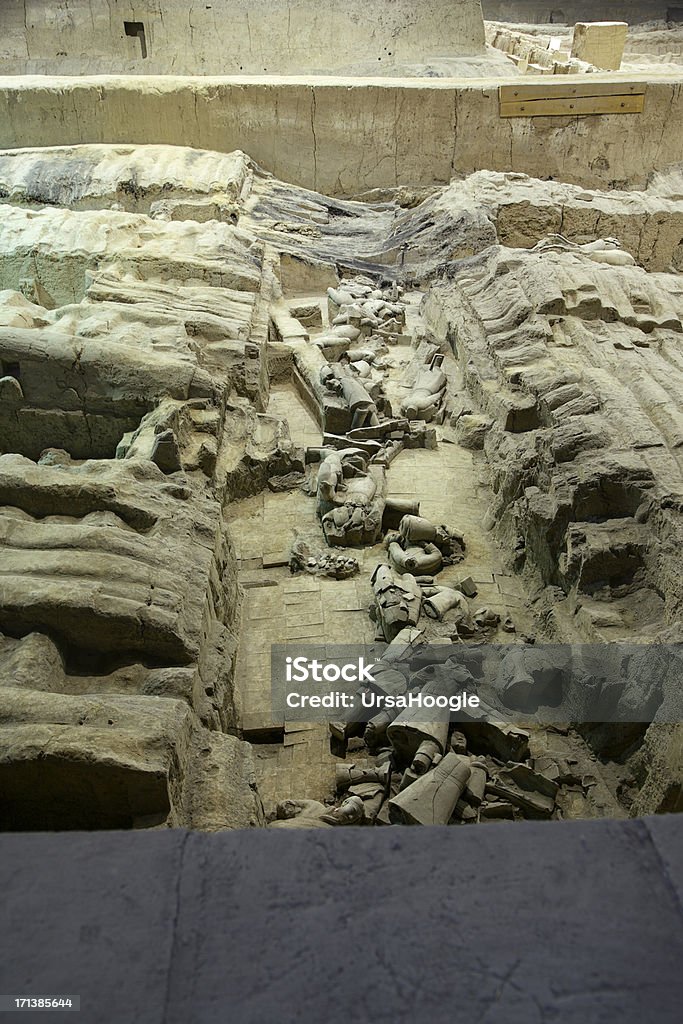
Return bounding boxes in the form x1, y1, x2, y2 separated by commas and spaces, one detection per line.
3, 73, 683, 195
0, 0, 485, 75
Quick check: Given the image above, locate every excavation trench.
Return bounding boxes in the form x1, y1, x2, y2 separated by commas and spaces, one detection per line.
226, 286, 627, 824
1, 143, 679, 831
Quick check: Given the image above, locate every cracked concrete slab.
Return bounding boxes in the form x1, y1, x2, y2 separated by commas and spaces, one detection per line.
0, 817, 681, 1023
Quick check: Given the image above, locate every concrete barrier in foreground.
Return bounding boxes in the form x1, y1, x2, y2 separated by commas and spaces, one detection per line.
0, 816, 681, 1022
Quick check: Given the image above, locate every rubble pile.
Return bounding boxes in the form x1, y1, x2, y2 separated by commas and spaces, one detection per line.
287, 276, 445, 558
269, 675, 578, 826
273, 271, 554, 829
289, 538, 360, 579
326, 278, 409, 346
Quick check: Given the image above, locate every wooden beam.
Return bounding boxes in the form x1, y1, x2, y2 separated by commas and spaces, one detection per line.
499, 81, 646, 102
500, 92, 645, 118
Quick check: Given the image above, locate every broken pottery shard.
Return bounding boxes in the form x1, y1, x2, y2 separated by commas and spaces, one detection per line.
456, 576, 478, 598
423, 587, 469, 621
371, 564, 422, 641
460, 722, 531, 763
480, 801, 516, 822
388, 752, 471, 826
486, 764, 559, 820
336, 763, 389, 791
319, 795, 365, 826
465, 758, 488, 807
453, 798, 478, 823
386, 678, 452, 768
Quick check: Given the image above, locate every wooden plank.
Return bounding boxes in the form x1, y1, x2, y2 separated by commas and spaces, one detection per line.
499, 81, 646, 102
500, 93, 645, 118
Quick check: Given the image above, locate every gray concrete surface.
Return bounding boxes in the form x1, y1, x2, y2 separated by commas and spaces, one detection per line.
1, 816, 682, 1022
